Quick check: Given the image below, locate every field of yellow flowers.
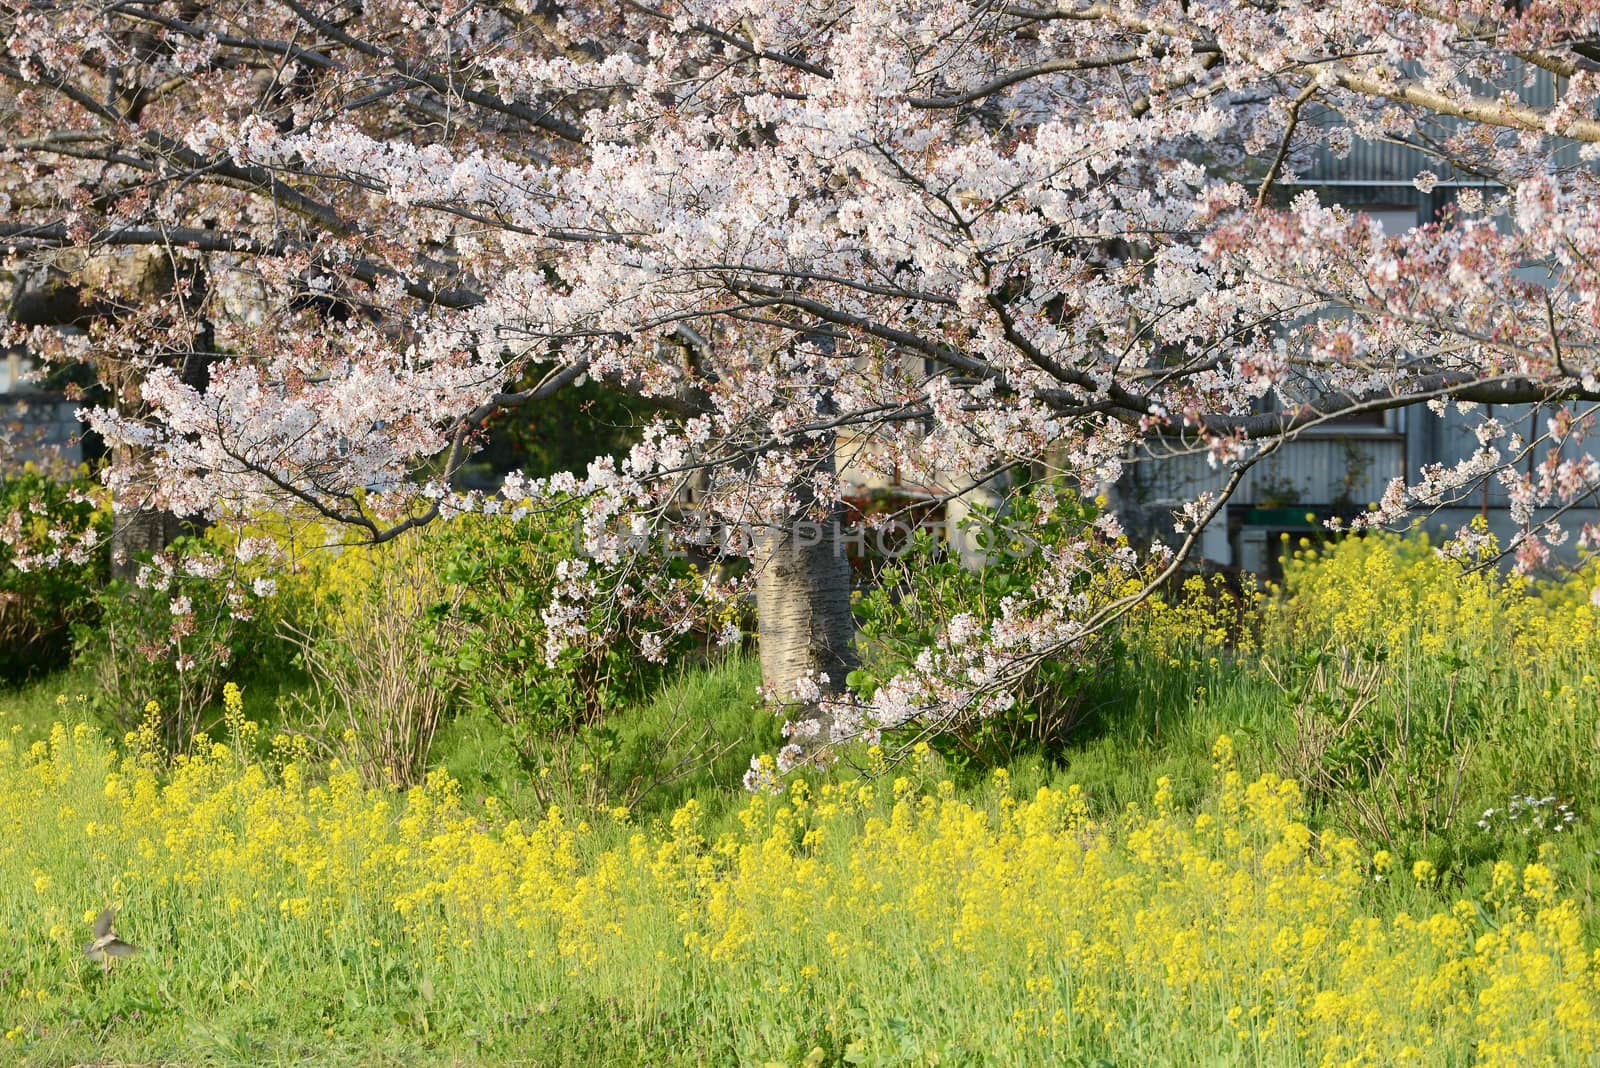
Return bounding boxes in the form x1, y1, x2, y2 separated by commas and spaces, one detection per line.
1, 694, 1598, 1064
6, 529, 1600, 1065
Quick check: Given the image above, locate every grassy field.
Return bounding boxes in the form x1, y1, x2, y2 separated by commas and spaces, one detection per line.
4, 532, 1600, 1065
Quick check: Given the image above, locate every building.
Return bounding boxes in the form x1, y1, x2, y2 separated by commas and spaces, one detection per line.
1117, 69, 1595, 578
0, 348, 84, 473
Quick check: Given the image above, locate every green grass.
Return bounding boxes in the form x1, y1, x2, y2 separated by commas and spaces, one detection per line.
1, 661, 302, 748
433, 653, 774, 825
0, 662, 100, 743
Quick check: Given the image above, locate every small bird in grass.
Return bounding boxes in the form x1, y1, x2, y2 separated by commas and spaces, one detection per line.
82, 907, 139, 970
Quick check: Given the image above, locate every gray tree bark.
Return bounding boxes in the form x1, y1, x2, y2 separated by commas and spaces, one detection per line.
751, 440, 858, 746
109, 506, 188, 581
108, 342, 213, 582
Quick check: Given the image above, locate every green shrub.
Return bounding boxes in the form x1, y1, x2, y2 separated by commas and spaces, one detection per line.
74, 536, 282, 750
279, 532, 467, 787
426, 504, 703, 777
268, 503, 708, 798
0, 466, 108, 682
849, 486, 1110, 768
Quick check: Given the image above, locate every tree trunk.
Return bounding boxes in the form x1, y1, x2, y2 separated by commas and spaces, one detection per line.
97, 255, 214, 582
751, 442, 858, 747
110, 504, 187, 581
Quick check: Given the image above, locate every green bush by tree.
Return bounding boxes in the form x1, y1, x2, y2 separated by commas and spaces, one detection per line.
849, 487, 1114, 769
0, 466, 107, 682
74, 535, 288, 749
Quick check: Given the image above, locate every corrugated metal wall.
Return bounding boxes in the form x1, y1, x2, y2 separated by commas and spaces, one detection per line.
1128, 435, 1407, 510
1, 394, 84, 471
1292, 68, 1578, 188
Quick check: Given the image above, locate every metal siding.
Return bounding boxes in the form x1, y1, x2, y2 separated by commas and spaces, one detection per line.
1130, 63, 1583, 550
1130, 436, 1406, 509
0, 395, 84, 471
1292, 69, 1570, 188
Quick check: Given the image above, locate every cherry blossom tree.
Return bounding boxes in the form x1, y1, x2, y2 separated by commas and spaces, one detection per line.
5, 0, 1600, 757
7, 242, 214, 577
